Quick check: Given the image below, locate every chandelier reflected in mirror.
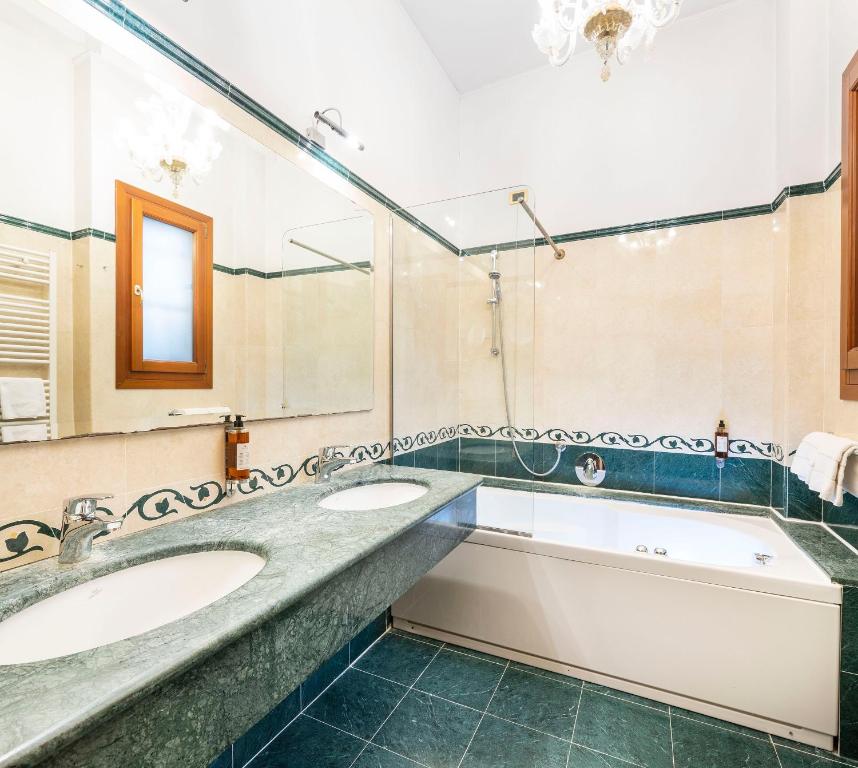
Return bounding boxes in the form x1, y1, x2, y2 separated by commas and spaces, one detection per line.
122, 74, 227, 198
532, 0, 683, 81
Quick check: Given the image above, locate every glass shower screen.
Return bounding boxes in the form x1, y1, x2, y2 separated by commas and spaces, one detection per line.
391, 186, 540, 536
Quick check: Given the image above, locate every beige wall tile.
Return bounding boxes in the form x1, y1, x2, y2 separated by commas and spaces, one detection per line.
0, 434, 126, 523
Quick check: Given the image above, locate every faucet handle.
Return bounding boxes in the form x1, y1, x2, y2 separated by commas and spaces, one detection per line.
64, 494, 115, 521
319, 445, 350, 459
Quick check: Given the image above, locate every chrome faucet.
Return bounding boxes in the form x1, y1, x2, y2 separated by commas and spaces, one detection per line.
315, 446, 356, 483
58, 494, 122, 564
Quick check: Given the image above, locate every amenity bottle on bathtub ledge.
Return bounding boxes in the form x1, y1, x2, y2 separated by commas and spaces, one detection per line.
715, 419, 728, 469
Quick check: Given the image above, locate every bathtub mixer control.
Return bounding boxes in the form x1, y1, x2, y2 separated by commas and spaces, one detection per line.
575, 453, 606, 486
754, 552, 773, 565
635, 545, 668, 556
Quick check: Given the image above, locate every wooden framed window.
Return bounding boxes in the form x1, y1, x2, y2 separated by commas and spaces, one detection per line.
841, 50, 858, 400
115, 181, 213, 389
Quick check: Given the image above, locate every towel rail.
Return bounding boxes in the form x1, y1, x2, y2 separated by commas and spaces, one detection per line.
0, 242, 56, 440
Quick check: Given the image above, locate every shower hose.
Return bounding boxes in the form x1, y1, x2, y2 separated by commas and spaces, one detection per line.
496, 292, 564, 477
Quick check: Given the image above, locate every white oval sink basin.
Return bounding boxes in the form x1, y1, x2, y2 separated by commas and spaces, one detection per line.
0, 550, 265, 665
319, 482, 428, 511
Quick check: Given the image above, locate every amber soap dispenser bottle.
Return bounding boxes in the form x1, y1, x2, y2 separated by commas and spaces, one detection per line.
225, 414, 251, 488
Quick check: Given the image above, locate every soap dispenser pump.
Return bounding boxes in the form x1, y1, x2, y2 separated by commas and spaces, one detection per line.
715, 419, 728, 469
224, 414, 250, 494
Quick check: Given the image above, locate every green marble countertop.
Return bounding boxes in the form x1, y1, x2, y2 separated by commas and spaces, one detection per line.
0, 465, 481, 768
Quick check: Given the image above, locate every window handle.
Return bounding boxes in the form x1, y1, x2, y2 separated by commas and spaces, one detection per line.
133, 284, 143, 299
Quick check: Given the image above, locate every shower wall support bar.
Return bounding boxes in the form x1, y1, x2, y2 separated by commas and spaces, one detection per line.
287, 238, 372, 275
511, 192, 566, 260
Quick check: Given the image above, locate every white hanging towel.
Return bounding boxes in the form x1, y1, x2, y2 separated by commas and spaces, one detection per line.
0, 378, 46, 419
0, 424, 48, 443
790, 431, 858, 507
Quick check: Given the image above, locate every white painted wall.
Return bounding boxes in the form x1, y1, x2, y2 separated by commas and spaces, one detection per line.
458, 0, 778, 238
827, 0, 858, 173
775, 0, 829, 191
457, 0, 857, 238
122, 0, 462, 210
776, 0, 858, 190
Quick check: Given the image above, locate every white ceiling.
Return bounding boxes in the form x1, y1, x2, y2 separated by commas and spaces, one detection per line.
400, 0, 737, 93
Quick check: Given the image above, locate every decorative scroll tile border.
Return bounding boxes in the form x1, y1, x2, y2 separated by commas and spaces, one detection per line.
388, 423, 781, 460
0, 424, 786, 568
0, 519, 59, 564
450, 424, 781, 460
0, 440, 389, 569
392, 426, 457, 454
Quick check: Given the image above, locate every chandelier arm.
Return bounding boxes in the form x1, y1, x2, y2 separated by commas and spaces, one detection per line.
644, 0, 682, 27
555, 1, 579, 32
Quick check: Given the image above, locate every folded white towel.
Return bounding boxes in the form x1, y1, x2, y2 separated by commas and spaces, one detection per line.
791, 431, 858, 506
0, 378, 46, 419
0, 424, 48, 443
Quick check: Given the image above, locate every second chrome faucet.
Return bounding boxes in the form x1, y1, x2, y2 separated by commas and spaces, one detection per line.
315, 445, 356, 483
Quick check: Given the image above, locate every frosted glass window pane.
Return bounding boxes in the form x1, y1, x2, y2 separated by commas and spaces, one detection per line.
142, 216, 194, 362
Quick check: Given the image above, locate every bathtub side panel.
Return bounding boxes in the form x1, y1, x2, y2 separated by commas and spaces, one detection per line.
392, 541, 840, 737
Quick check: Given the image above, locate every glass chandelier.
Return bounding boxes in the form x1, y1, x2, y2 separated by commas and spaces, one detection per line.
532, 0, 683, 81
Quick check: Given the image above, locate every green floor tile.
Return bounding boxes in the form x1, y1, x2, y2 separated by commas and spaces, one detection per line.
671, 716, 779, 768
352, 743, 424, 767
584, 682, 668, 712
390, 629, 443, 647
776, 747, 838, 768
460, 714, 569, 768
307, 669, 405, 739
509, 662, 583, 687
775, 744, 858, 768
670, 706, 770, 740
445, 646, 507, 666
373, 690, 482, 768
415, 649, 506, 710
566, 743, 638, 768
488, 666, 581, 739
251, 714, 364, 768
573, 689, 672, 768
355, 633, 440, 686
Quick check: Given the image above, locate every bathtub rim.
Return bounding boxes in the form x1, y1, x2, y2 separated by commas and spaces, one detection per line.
470, 485, 841, 604
483, 475, 773, 517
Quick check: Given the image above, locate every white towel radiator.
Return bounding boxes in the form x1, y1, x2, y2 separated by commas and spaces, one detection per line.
0, 242, 57, 439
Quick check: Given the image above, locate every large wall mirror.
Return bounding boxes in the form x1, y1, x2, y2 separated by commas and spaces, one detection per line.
0, 1, 374, 443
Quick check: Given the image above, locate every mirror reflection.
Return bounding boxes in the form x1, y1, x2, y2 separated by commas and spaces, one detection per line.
0, 3, 374, 443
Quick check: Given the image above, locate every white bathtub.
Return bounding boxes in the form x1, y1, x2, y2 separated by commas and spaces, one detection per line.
393, 486, 841, 748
